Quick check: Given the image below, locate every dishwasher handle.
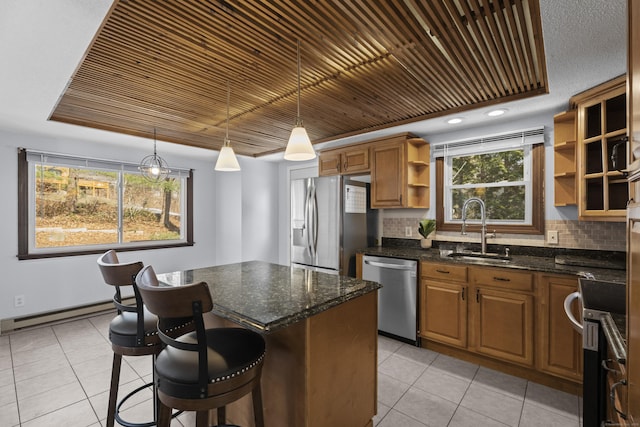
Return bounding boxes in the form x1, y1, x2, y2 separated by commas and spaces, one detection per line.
364, 259, 415, 271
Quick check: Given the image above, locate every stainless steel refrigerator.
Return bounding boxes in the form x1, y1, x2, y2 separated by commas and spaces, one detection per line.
291, 176, 378, 276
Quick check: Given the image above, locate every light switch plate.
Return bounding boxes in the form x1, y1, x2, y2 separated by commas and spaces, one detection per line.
547, 230, 559, 245
405, 226, 412, 237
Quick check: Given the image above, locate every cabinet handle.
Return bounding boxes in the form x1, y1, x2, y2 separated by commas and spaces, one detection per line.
610, 379, 628, 420
461, 288, 465, 301
476, 289, 480, 303
336, 160, 340, 171
435, 269, 450, 274
493, 276, 510, 282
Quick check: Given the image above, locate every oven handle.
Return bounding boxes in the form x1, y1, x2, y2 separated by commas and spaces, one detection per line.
563, 291, 583, 333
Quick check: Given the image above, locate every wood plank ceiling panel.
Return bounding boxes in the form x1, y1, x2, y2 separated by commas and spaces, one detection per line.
50, 0, 548, 157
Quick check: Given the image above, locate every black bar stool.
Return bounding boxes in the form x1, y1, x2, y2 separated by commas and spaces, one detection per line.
98, 250, 179, 427
135, 265, 266, 427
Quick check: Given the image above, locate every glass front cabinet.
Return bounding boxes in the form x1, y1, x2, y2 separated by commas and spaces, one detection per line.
576, 76, 628, 221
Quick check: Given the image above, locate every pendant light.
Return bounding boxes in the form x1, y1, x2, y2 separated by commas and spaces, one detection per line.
215, 80, 241, 171
284, 40, 316, 161
139, 128, 171, 182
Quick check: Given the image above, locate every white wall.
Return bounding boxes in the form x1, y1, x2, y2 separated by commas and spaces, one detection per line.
241, 158, 280, 264
0, 128, 280, 322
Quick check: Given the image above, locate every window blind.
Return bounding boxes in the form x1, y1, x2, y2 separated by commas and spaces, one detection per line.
24, 148, 191, 178
432, 127, 545, 158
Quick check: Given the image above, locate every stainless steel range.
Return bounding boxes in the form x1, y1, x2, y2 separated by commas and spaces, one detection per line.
564, 279, 626, 426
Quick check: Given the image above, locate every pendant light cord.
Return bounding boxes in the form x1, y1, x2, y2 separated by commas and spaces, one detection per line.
153, 128, 158, 156
296, 39, 302, 123
225, 80, 230, 147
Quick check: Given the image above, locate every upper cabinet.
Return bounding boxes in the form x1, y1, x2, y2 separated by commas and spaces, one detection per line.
574, 76, 628, 221
318, 133, 430, 209
370, 135, 430, 209
553, 110, 577, 206
553, 76, 629, 220
318, 144, 370, 176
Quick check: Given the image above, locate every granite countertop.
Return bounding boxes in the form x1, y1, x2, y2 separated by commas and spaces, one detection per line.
358, 245, 627, 283
156, 260, 381, 334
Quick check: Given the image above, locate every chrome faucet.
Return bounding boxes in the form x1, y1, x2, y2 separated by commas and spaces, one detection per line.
461, 197, 488, 254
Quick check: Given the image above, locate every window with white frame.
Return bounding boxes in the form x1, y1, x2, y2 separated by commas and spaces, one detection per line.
18, 148, 193, 259
435, 128, 545, 234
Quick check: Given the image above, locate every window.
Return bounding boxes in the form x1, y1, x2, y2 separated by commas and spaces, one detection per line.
18, 148, 193, 259
435, 128, 545, 235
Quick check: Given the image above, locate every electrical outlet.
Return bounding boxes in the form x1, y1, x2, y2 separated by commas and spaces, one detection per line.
14, 295, 25, 307
547, 230, 559, 245
405, 226, 412, 237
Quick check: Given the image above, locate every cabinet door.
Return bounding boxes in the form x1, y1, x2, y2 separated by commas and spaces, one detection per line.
342, 147, 370, 174
371, 142, 404, 208
419, 280, 467, 348
537, 275, 582, 381
472, 287, 534, 366
318, 150, 341, 176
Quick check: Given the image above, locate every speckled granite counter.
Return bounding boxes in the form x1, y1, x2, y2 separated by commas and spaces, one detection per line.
157, 260, 381, 333
357, 246, 626, 283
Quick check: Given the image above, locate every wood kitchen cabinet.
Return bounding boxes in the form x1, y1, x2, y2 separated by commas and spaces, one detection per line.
420, 262, 534, 367
573, 75, 628, 221
536, 274, 582, 382
419, 262, 468, 348
318, 144, 370, 176
554, 110, 577, 206
468, 267, 535, 367
371, 134, 429, 208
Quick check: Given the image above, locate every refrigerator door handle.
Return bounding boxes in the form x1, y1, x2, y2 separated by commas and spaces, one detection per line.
308, 181, 318, 261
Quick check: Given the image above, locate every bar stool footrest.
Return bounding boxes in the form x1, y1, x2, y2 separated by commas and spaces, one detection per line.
115, 381, 182, 427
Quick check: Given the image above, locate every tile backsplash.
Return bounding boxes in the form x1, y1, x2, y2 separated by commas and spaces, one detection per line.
383, 218, 626, 252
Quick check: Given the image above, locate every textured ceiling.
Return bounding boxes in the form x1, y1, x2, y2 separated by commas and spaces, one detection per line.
50, 0, 548, 157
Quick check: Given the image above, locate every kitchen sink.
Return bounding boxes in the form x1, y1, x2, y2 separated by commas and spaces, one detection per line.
446, 252, 511, 264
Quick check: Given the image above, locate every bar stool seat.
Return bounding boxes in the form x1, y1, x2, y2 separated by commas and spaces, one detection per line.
136, 265, 266, 427
98, 250, 168, 427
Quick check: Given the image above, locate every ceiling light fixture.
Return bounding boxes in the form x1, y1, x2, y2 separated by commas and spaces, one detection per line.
215, 80, 241, 171
284, 39, 316, 161
139, 128, 171, 182
447, 117, 463, 124
487, 108, 507, 117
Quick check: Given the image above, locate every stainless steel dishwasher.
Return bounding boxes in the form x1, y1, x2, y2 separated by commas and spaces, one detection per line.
362, 255, 418, 344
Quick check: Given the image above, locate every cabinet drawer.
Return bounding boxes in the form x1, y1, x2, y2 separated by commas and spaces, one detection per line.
469, 267, 533, 292
421, 262, 467, 283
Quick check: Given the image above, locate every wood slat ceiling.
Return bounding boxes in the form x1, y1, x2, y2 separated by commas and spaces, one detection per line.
50, 0, 548, 157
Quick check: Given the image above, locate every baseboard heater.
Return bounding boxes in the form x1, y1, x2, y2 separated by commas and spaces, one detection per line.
0, 297, 135, 334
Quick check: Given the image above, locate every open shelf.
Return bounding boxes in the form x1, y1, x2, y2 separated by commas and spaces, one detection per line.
554, 110, 577, 206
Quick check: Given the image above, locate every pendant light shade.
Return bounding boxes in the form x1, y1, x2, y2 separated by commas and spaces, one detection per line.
215, 81, 241, 171
284, 40, 316, 161
216, 145, 241, 171
139, 128, 171, 182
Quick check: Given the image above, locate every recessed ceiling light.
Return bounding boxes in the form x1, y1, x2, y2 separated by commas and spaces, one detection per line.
487, 108, 507, 117
447, 117, 463, 124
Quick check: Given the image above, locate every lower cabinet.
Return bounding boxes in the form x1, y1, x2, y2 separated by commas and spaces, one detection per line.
419, 263, 468, 348
469, 267, 535, 367
420, 263, 582, 378
537, 274, 583, 381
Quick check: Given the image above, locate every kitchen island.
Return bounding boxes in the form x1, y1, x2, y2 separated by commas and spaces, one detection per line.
157, 261, 381, 427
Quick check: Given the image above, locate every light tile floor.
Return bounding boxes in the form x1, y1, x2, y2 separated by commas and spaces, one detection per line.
0, 312, 583, 426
